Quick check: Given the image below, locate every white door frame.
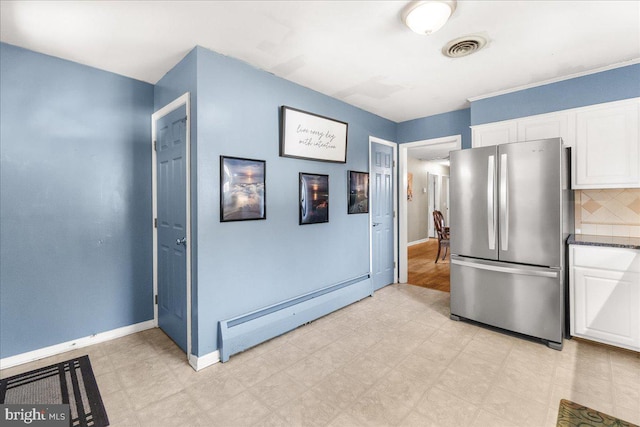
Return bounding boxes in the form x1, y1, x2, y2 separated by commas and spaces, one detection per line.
151, 93, 192, 360
427, 172, 438, 238
369, 136, 398, 284
399, 135, 461, 283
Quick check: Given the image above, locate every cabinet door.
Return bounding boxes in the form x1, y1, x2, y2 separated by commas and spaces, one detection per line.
472, 121, 517, 147
574, 101, 640, 188
517, 113, 571, 146
572, 266, 640, 350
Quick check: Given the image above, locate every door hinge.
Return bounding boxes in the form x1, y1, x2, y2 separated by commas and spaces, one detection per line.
154, 218, 158, 228
155, 295, 158, 305
394, 261, 397, 268
153, 140, 157, 151
393, 160, 396, 168
393, 211, 396, 218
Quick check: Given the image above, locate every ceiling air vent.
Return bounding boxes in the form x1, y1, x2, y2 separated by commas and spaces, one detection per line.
443, 35, 487, 58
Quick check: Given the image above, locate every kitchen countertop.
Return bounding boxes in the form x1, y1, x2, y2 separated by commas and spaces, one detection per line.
568, 234, 640, 250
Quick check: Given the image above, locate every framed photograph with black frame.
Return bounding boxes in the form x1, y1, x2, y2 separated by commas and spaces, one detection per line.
299, 173, 329, 225
280, 106, 348, 163
220, 156, 266, 222
348, 171, 369, 214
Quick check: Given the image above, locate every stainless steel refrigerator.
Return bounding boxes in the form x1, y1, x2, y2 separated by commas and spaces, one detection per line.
449, 137, 573, 350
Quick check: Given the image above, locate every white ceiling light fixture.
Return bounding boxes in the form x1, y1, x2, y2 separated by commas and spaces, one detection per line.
402, 1, 457, 35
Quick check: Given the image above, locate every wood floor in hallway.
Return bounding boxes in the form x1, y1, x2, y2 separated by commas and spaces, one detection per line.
407, 238, 450, 292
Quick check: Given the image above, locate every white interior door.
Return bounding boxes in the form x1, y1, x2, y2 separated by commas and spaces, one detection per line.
371, 142, 395, 290
427, 173, 438, 238
441, 175, 450, 225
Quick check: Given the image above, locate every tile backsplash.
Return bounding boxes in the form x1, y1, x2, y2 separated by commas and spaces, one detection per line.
575, 189, 640, 237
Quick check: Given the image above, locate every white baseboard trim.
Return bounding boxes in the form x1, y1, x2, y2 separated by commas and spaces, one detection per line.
188, 350, 220, 371
408, 238, 430, 246
0, 320, 155, 370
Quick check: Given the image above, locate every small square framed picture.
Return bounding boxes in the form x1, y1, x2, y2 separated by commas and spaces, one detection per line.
220, 156, 266, 222
299, 173, 329, 225
348, 171, 369, 214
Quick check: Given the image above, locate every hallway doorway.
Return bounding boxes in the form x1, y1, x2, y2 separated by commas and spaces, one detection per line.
398, 135, 460, 284
407, 239, 450, 292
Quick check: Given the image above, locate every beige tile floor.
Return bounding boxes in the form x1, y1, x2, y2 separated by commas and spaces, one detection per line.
2, 283, 639, 426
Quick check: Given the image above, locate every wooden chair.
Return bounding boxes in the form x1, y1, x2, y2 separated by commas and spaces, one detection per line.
433, 210, 450, 263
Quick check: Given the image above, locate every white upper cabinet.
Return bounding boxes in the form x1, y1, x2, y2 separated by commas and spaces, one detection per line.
471, 121, 517, 147
574, 99, 639, 189
471, 98, 640, 189
517, 112, 572, 147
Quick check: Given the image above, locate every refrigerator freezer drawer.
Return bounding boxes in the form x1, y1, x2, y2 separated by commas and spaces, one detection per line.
450, 256, 563, 345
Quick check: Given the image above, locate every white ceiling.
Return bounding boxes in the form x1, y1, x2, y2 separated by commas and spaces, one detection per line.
1, 1, 639, 123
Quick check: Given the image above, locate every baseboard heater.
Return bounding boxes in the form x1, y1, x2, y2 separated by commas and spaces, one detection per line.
218, 274, 373, 362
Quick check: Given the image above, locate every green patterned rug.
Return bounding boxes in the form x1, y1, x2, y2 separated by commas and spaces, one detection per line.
557, 399, 638, 427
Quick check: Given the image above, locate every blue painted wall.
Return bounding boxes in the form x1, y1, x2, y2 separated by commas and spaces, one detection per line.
396, 64, 640, 151
0, 43, 155, 358
195, 47, 396, 356
2, 39, 636, 361
397, 108, 471, 149
154, 46, 396, 356
471, 63, 640, 125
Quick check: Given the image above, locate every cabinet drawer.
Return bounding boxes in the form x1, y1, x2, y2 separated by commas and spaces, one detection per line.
571, 245, 640, 272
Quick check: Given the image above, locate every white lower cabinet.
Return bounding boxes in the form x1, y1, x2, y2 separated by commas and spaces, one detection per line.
570, 245, 640, 351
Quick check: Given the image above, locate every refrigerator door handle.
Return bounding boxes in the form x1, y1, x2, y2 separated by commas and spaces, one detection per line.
451, 258, 559, 278
500, 153, 509, 251
487, 155, 496, 250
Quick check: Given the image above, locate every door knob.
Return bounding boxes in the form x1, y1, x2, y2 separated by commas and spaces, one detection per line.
176, 237, 187, 246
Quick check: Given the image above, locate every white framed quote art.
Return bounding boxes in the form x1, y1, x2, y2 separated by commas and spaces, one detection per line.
280, 106, 348, 163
